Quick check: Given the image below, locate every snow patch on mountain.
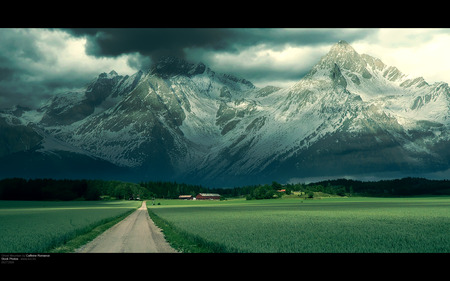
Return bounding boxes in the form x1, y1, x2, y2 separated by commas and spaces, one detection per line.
1, 41, 449, 186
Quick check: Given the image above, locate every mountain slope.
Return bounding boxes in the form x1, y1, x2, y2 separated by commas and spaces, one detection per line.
1, 41, 449, 187
181, 40, 450, 185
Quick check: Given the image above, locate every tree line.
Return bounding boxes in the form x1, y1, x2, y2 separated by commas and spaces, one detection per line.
143, 177, 450, 199
138, 181, 206, 199
309, 177, 450, 196
0, 177, 448, 201
241, 177, 450, 199
0, 178, 152, 201
0, 178, 212, 201
211, 177, 450, 199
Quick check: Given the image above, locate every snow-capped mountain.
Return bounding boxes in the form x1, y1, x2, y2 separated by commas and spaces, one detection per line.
1, 41, 449, 186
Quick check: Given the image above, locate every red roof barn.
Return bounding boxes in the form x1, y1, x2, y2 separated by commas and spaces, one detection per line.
196, 193, 221, 200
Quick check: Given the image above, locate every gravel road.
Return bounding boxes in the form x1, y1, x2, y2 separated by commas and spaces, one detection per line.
76, 201, 178, 253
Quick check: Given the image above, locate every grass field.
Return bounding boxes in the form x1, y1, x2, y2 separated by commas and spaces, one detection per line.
0, 200, 141, 253
148, 196, 450, 253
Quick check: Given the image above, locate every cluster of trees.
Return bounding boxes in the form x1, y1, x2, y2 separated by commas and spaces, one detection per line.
244, 182, 284, 200
0, 178, 95, 201
1, 177, 448, 201
0, 178, 152, 201
241, 181, 346, 200
139, 181, 206, 199
311, 177, 450, 196
87, 180, 153, 200
138, 180, 292, 200
210, 177, 450, 200
0, 178, 210, 201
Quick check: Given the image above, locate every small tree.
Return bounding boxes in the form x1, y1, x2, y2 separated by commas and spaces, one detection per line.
285, 186, 292, 195
336, 187, 346, 197
271, 181, 283, 190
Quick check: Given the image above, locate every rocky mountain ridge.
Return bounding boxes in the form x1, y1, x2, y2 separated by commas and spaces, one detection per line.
1, 40, 449, 187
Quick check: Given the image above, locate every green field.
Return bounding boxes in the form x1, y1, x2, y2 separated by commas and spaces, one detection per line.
0, 200, 141, 253
148, 196, 450, 253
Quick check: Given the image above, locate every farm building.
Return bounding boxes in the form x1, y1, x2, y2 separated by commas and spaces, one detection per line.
196, 193, 221, 200
178, 195, 193, 200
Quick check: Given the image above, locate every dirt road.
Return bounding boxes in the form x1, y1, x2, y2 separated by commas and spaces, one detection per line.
76, 201, 177, 253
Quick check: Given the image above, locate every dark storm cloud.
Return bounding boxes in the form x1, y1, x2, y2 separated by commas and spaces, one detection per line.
63, 28, 375, 63
0, 29, 52, 108
61, 28, 376, 87
0, 29, 119, 109
0, 28, 376, 109
65, 28, 239, 60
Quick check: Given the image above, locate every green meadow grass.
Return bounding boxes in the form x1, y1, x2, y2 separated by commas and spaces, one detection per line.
148, 197, 450, 253
0, 200, 141, 253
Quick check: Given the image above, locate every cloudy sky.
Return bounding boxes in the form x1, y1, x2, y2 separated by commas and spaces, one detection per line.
1, 28, 449, 109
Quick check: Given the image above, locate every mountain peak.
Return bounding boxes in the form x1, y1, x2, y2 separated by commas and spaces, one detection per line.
328, 40, 358, 57
336, 40, 350, 47
98, 70, 120, 79
338, 40, 348, 44
305, 40, 372, 80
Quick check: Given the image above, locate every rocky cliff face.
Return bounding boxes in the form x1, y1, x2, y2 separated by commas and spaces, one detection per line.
1, 41, 449, 186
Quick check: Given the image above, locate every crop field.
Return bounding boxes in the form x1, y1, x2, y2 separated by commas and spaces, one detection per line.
0, 200, 141, 252
148, 196, 450, 253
